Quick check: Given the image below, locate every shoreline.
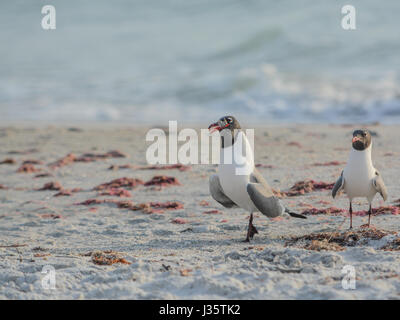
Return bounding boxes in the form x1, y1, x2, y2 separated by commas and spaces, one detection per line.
0, 120, 391, 129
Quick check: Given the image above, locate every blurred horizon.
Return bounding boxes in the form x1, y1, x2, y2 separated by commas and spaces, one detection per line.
0, 0, 400, 124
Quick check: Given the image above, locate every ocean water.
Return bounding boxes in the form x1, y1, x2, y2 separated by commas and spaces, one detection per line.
0, 0, 399, 124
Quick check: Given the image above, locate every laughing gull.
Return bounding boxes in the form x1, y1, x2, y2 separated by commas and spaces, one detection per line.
208, 116, 306, 242
332, 129, 388, 228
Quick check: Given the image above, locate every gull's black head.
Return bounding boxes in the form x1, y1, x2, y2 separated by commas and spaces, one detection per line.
208, 116, 241, 133
352, 129, 372, 151
208, 116, 241, 148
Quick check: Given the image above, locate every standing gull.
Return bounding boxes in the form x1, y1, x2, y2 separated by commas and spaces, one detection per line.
208, 116, 306, 242
332, 129, 388, 228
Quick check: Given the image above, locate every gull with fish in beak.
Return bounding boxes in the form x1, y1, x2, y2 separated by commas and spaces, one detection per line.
208, 116, 306, 242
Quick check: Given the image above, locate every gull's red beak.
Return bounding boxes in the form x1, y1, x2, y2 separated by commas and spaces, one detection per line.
352, 136, 361, 143
208, 122, 221, 133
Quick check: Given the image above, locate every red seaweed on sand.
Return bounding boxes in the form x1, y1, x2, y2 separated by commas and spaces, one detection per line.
49, 150, 126, 169
144, 176, 181, 187
108, 164, 133, 170
17, 164, 42, 173
203, 210, 222, 214
8, 148, 39, 155
22, 159, 43, 165
286, 227, 396, 252
40, 214, 63, 219
353, 206, 400, 216
381, 237, 400, 251
75, 199, 183, 214
312, 161, 345, 167
301, 207, 345, 216
0, 158, 16, 165
136, 164, 191, 172
132, 201, 184, 213
110, 164, 191, 172
274, 180, 335, 197
171, 218, 188, 224
287, 142, 302, 148
75, 199, 113, 206
255, 164, 275, 169
93, 177, 144, 190
115, 200, 136, 208
300, 205, 399, 216
54, 188, 82, 197
147, 201, 183, 210
34, 173, 53, 178
49, 153, 76, 169
91, 251, 131, 265
75, 150, 126, 162
98, 188, 132, 198
75, 198, 183, 214
36, 181, 63, 191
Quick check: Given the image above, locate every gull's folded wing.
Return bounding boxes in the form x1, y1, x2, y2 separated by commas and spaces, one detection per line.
209, 174, 238, 208
247, 168, 283, 218
332, 171, 345, 199
373, 171, 388, 201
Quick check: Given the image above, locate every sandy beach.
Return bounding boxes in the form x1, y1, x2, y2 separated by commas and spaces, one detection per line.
0, 123, 400, 300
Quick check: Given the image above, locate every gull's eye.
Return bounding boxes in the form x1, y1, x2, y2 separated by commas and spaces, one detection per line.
226, 117, 232, 124
362, 132, 367, 137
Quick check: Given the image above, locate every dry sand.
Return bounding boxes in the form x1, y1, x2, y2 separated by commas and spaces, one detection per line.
0, 123, 400, 299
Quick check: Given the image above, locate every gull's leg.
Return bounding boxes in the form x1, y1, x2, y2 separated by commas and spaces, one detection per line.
349, 202, 353, 229
245, 213, 258, 242
368, 204, 372, 227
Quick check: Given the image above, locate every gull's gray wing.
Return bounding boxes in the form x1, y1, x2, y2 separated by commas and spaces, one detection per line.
209, 174, 238, 208
249, 168, 274, 196
332, 171, 345, 199
247, 168, 283, 218
372, 170, 388, 201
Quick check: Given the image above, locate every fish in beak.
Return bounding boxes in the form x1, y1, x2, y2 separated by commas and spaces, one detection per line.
208, 122, 221, 133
